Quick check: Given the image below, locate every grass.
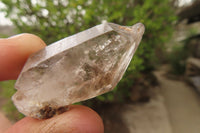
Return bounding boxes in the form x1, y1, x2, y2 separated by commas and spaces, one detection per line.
0, 80, 24, 121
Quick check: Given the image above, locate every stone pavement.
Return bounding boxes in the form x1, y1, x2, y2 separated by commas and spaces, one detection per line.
154, 66, 200, 133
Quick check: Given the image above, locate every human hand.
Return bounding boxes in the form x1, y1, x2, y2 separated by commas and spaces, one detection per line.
0, 34, 104, 133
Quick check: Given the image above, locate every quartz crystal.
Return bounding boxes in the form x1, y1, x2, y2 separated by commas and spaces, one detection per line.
12, 22, 145, 119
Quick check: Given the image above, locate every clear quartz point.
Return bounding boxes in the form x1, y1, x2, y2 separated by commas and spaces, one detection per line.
12, 22, 145, 119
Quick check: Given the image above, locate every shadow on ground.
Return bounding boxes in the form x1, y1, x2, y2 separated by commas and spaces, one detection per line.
97, 103, 130, 133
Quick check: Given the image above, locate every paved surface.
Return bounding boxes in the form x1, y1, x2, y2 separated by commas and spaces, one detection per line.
119, 66, 200, 133
154, 66, 200, 133
122, 91, 172, 133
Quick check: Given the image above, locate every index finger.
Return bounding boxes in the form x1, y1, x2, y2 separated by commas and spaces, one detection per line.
0, 34, 46, 81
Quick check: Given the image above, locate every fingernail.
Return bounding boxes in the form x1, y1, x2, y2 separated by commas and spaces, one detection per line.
8, 33, 46, 56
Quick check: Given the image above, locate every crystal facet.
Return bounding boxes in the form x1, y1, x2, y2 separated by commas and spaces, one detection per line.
12, 22, 145, 119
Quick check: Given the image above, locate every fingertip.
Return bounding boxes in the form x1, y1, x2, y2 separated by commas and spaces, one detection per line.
6, 105, 104, 133
8, 33, 46, 58
0, 33, 46, 80
65, 105, 104, 133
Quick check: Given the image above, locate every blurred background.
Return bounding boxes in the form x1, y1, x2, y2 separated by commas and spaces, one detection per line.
0, 0, 200, 133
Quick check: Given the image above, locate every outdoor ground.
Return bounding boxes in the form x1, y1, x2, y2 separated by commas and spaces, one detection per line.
155, 65, 200, 133
100, 65, 200, 133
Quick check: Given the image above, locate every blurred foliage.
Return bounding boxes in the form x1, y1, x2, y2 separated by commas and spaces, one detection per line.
168, 45, 187, 75
168, 27, 199, 75
0, 0, 176, 109
0, 81, 24, 120
0, 34, 9, 38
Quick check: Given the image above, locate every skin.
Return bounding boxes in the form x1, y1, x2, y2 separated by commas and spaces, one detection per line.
0, 34, 104, 133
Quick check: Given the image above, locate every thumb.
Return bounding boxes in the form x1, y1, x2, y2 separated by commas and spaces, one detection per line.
0, 33, 46, 81
5, 105, 104, 133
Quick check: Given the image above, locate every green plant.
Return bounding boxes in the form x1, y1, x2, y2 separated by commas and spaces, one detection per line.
168, 45, 187, 75
0, 80, 24, 121
0, 34, 9, 38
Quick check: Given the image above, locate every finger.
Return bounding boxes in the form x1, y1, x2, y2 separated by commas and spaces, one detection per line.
5, 105, 104, 133
0, 112, 12, 133
0, 33, 46, 81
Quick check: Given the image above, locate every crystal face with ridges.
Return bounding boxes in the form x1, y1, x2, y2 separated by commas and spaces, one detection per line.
12, 22, 145, 119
